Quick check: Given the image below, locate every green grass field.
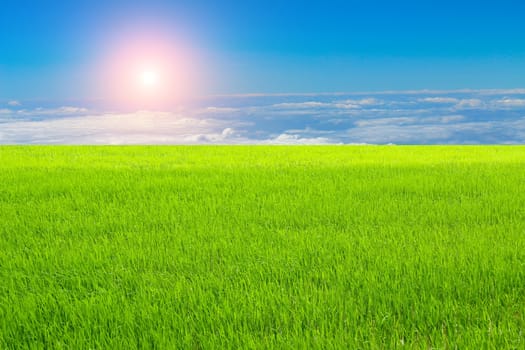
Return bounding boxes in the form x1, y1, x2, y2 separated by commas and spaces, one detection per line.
1, 146, 524, 349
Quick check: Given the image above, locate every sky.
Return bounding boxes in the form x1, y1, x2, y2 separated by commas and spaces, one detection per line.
1, 0, 525, 144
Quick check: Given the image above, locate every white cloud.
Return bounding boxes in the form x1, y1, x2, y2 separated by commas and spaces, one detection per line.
0, 111, 235, 144
26, 106, 89, 115
204, 107, 240, 113
221, 128, 236, 138
184, 129, 239, 143
270, 98, 383, 111
494, 98, 525, 108
347, 124, 455, 144
354, 117, 417, 127
264, 133, 336, 145
55, 106, 89, 114
213, 89, 525, 98
440, 115, 465, 123
454, 99, 484, 109
2, 88, 525, 145
354, 115, 464, 127
7, 100, 21, 107
346, 118, 525, 144
285, 127, 337, 135
1, 106, 90, 118
347, 98, 383, 106
418, 97, 459, 103
476, 89, 525, 95
333, 103, 360, 109
272, 102, 332, 109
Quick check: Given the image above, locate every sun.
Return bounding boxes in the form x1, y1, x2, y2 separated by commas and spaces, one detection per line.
140, 69, 159, 88
102, 29, 207, 106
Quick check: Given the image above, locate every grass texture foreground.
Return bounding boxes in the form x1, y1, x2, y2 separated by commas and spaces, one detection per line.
1, 146, 524, 349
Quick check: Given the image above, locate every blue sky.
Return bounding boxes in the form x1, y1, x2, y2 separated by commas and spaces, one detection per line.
1, 1, 524, 144
1, 0, 525, 98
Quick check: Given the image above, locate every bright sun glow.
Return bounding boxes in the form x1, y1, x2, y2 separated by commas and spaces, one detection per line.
140, 69, 159, 87
102, 31, 206, 107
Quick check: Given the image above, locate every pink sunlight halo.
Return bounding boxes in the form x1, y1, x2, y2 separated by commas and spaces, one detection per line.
100, 30, 208, 109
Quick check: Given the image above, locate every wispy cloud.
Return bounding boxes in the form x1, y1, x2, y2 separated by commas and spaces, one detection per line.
494, 98, 525, 108
418, 97, 459, 103
18, 106, 90, 116
263, 133, 338, 145
337, 98, 383, 106
354, 115, 465, 127
272, 102, 334, 109
454, 99, 484, 109
1, 89, 525, 144
204, 107, 241, 113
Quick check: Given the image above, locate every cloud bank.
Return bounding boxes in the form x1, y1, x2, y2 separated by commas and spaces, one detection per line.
1, 89, 525, 144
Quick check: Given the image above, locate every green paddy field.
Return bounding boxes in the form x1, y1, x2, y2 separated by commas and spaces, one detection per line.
0, 146, 524, 349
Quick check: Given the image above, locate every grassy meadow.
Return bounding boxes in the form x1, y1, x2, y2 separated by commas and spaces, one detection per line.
0, 146, 524, 349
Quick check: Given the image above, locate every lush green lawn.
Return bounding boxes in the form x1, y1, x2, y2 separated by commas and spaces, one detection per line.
1, 146, 524, 349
